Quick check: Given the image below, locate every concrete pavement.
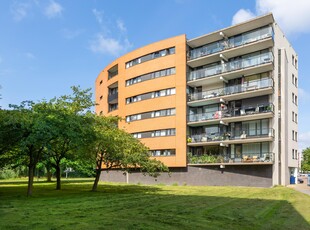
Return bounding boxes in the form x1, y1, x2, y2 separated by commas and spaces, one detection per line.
287, 176, 310, 196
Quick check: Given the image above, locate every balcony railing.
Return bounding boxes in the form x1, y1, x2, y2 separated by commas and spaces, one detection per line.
188, 152, 274, 164
188, 78, 273, 102
188, 51, 273, 81
108, 93, 118, 103
188, 128, 274, 143
188, 26, 273, 60
188, 103, 274, 123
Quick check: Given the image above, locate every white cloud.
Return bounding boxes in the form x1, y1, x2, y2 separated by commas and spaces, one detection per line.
117, 19, 127, 33
90, 34, 132, 57
232, 9, 256, 25
232, 0, 310, 35
44, 0, 63, 19
11, 2, 30, 21
92, 9, 104, 24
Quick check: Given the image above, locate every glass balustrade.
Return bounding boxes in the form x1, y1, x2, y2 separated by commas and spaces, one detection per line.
188, 152, 274, 164
188, 51, 273, 81
187, 103, 274, 123
188, 128, 274, 143
188, 78, 273, 102
188, 26, 273, 60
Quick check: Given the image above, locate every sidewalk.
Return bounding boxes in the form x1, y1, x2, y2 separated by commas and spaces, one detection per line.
287, 176, 310, 196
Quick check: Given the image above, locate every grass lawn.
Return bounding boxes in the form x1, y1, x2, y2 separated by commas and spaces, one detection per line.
0, 179, 309, 230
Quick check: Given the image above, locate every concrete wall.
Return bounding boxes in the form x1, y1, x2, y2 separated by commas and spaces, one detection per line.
100, 165, 273, 187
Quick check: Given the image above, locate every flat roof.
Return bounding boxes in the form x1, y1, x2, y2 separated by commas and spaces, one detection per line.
187, 13, 274, 48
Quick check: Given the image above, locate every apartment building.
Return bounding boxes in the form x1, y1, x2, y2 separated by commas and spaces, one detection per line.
95, 13, 298, 187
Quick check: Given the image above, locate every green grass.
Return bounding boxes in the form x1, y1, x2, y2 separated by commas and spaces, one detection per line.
0, 179, 309, 230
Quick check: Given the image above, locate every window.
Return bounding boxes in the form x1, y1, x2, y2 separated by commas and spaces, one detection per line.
151, 129, 176, 137
132, 129, 175, 139
99, 80, 103, 85
292, 111, 295, 122
108, 103, 118, 112
292, 93, 295, 104
292, 74, 295, 85
125, 47, 175, 68
292, 55, 295, 65
295, 77, 298, 87
126, 67, 176, 86
150, 149, 176, 157
292, 130, 295, 141
126, 88, 175, 104
108, 64, 118, 79
99, 111, 103, 115
295, 59, 298, 69
292, 149, 295, 159
100, 95, 103, 100
295, 131, 298, 141
295, 150, 298, 160
295, 95, 297, 105
295, 113, 298, 123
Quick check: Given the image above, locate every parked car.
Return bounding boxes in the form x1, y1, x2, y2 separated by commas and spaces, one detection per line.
298, 178, 304, 184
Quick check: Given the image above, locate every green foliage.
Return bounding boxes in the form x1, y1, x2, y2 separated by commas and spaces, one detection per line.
301, 147, 310, 172
0, 167, 19, 179
188, 154, 218, 164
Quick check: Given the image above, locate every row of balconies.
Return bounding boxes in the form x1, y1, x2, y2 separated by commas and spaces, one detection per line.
188, 128, 274, 146
188, 152, 274, 165
188, 26, 273, 61
188, 51, 273, 82
187, 103, 274, 125
188, 78, 273, 103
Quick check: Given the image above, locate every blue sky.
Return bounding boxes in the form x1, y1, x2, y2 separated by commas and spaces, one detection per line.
1, 0, 310, 150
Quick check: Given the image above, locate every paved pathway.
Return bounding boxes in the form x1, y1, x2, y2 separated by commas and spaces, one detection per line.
287, 176, 310, 196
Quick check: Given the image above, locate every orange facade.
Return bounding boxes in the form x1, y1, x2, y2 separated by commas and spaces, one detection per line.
95, 35, 187, 167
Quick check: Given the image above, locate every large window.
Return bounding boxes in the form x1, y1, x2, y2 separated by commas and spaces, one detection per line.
132, 128, 176, 139
126, 88, 176, 104
125, 47, 175, 69
150, 149, 176, 157
126, 67, 176, 86
126, 108, 176, 122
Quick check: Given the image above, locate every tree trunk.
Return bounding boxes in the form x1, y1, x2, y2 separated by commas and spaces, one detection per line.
92, 154, 103, 192
46, 165, 52, 182
27, 164, 35, 197
56, 163, 61, 190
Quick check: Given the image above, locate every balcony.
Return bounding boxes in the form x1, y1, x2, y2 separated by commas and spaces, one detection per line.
108, 93, 118, 104
187, 152, 274, 165
188, 78, 273, 106
188, 128, 274, 146
188, 26, 273, 66
188, 103, 274, 126
188, 51, 273, 86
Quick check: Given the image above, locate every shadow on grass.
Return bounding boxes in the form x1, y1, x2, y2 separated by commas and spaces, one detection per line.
0, 182, 309, 229
0, 178, 94, 185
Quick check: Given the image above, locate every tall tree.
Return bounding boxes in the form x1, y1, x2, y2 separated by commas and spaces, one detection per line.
43, 86, 95, 190
0, 102, 52, 196
301, 148, 310, 172
86, 115, 168, 192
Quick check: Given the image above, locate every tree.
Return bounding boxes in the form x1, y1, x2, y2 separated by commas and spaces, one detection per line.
301, 148, 310, 172
42, 86, 95, 190
0, 101, 52, 196
87, 115, 168, 192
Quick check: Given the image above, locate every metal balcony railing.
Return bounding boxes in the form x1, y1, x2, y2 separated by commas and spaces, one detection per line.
188, 26, 273, 60
188, 103, 274, 123
188, 51, 273, 81
188, 78, 273, 102
188, 128, 274, 143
